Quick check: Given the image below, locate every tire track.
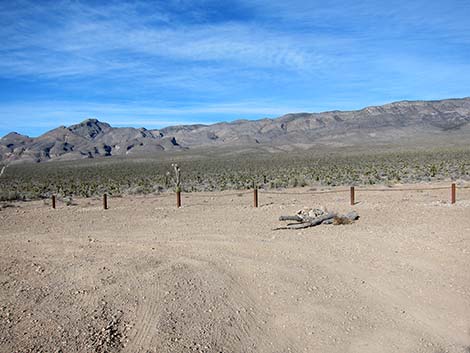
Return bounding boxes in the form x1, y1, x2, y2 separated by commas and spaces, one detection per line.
120, 256, 163, 353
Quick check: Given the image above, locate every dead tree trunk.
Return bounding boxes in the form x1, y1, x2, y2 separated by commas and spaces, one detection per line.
274, 213, 337, 230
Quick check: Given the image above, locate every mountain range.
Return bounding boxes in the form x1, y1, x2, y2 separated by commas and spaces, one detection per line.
2, 97, 470, 163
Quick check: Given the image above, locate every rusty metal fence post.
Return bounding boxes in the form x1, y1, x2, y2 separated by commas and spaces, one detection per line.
451, 183, 456, 204
51, 195, 56, 209
103, 194, 108, 210
350, 186, 355, 206
176, 190, 181, 208
254, 188, 258, 208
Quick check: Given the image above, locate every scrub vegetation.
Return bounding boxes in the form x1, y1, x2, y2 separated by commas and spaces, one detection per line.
1, 148, 469, 201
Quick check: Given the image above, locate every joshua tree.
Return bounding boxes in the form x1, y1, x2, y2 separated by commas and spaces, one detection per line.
167, 163, 182, 192
0, 153, 13, 178
0, 165, 7, 178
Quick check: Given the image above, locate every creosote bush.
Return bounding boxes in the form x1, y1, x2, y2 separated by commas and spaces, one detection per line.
0, 148, 469, 200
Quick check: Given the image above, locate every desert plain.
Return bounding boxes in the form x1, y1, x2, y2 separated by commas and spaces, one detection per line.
0, 184, 469, 353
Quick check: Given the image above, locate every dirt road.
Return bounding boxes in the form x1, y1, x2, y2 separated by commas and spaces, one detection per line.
1, 185, 469, 352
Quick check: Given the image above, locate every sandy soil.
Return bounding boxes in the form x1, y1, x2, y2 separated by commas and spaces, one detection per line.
1, 184, 469, 353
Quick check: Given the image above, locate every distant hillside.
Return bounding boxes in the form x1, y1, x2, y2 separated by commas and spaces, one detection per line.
2, 97, 470, 163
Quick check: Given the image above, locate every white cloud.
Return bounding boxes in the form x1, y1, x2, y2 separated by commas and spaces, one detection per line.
1, 0, 470, 137
0, 98, 323, 135
0, 0, 344, 86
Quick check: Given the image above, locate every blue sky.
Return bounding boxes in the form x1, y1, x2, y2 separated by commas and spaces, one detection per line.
1, 0, 469, 136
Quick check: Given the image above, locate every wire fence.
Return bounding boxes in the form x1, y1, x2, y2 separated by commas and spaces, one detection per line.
42, 183, 468, 209
260, 185, 470, 195
260, 189, 349, 195
183, 190, 252, 198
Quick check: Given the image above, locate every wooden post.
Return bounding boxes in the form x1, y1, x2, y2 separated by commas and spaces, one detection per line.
451, 183, 456, 204
350, 186, 355, 206
254, 188, 258, 208
176, 190, 181, 208
103, 194, 108, 210
52, 195, 56, 209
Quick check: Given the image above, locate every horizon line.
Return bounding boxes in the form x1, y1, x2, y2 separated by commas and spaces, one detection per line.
2, 95, 469, 138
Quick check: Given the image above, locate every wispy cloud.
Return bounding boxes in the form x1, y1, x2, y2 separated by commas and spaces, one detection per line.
0, 0, 469, 136
0, 1, 328, 80
0, 98, 327, 136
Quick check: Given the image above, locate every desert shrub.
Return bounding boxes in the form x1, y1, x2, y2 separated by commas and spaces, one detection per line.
0, 148, 469, 199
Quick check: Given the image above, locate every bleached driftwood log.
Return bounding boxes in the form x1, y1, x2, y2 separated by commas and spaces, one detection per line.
274, 212, 337, 230
275, 208, 359, 230
278, 215, 304, 222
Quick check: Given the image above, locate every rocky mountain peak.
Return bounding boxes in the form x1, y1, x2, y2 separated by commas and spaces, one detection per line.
1, 97, 470, 163
67, 119, 111, 140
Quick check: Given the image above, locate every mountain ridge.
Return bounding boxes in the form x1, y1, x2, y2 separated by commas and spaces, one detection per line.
2, 97, 470, 163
